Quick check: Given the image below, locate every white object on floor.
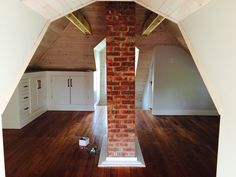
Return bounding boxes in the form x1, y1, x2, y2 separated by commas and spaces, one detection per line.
79, 137, 89, 146
98, 135, 145, 167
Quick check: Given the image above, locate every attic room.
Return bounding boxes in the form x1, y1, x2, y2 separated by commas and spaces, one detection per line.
0, 0, 235, 177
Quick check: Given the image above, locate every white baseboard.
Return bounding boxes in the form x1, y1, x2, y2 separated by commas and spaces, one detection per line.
3, 106, 47, 129
48, 104, 95, 111
152, 109, 219, 116
20, 106, 47, 128
98, 135, 145, 167
2, 120, 21, 129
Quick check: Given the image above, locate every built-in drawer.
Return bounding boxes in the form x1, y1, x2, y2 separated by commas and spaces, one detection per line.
20, 95, 29, 101
19, 79, 30, 98
19, 78, 30, 117
19, 79, 29, 89
20, 106, 30, 117
20, 89, 29, 96
21, 99, 30, 108
19, 79, 29, 93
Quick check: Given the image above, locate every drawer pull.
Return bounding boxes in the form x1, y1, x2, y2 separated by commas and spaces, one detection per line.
24, 107, 29, 111
23, 85, 28, 88
37, 80, 42, 89
24, 96, 28, 99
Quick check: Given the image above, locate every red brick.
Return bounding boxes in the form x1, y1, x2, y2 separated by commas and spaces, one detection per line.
114, 76, 128, 81
121, 91, 134, 95
106, 2, 136, 157
122, 100, 135, 104
113, 86, 128, 91
107, 81, 119, 85
121, 110, 135, 114
116, 124, 127, 128
114, 37, 126, 41
107, 52, 120, 56
114, 57, 128, 62
121, 51, 135, 56
114, 105, 128, 109
109, 129, 121, 133
115, 115, 127, 119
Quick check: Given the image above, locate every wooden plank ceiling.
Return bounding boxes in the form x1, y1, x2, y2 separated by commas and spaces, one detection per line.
22, 0, 212, 22
27, 2, 189, 72
27, 2, 105, 71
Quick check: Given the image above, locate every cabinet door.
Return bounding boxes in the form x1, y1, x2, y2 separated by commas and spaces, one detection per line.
51, 76, 70, 105
30, 77, 38, 113
37, 77, 46, 108
70, 76, 90, 105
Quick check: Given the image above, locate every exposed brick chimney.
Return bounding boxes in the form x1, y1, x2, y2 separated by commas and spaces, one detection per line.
106, 2, 136, 157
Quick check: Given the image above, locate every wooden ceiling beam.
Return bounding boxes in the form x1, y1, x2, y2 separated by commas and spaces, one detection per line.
66, 11, 92, 35
142, 13, 165, 36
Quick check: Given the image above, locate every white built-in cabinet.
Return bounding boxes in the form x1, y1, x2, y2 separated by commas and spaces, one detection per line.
30, 75, 46, 113
48, 72, 94, 111
51, 76, 71, 105
2, 72, 47, 129
2, 71, 95, 129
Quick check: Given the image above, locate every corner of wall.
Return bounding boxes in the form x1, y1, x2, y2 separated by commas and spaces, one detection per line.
177, 22, 222, 115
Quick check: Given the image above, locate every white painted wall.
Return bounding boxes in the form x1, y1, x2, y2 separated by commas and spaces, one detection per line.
94, 49, 101, 106
0, 118, 5, 177
142, 59, 154, 110
2, 89, 21, 129
94, 39, 106, 106
0, 0, 48, 114
179, 0, 236, 176
135, 47, 139, 75
0, 1, 48, 176
99, 49, 107, 105
151, 45, 217, 115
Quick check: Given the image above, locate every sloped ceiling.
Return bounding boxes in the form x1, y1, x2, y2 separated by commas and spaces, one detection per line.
27, 2, 105, 71
27, 17, 70, 70
27, 2, 188, 72
165, 20, 189, 52
22, 0, 212, 22
135, 4, 187, 108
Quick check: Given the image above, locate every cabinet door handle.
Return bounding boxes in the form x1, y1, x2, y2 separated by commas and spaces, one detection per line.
70, 79, 72, 87
67, 79, 70, 87
24, 107, 29, 111
24, 96, 28, 99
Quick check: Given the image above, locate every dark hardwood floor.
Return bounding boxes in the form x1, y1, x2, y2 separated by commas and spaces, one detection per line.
2, 107, 220, 177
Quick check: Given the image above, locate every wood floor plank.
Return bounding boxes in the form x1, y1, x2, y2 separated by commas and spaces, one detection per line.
2, 107, 220, 177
